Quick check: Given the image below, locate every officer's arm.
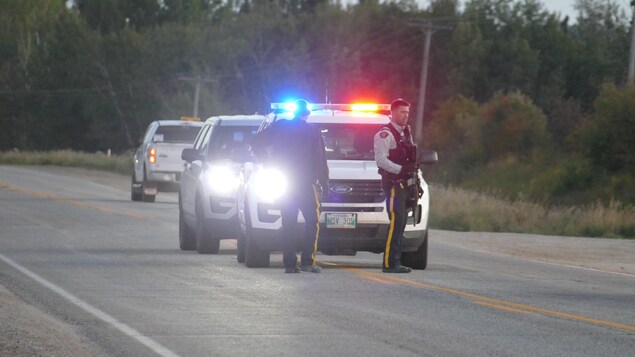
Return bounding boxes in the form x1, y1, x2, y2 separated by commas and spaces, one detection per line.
374, 130, 402, 174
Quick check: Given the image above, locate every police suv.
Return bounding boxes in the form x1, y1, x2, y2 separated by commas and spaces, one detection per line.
236, 103, 438, 268
132, 118, 203, 202
179, 115, 264, 253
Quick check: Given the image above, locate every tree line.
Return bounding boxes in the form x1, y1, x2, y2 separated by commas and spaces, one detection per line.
1, 0, 634, 205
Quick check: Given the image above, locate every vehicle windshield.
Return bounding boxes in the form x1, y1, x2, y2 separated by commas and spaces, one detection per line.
316, 123, 383, 160
154, 125, 201, 143
208, 126, 259, 160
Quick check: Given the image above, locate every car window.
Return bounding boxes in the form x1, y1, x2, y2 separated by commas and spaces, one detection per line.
153, 125, 201, 143
207, 126, 259, 161
317, 123, 383, 160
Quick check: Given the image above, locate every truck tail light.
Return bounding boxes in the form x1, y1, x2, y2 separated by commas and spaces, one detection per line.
149, 147, 156, 163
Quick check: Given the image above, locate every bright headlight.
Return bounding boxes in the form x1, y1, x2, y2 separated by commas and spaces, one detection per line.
252, 168, 287, 201
207, 166, 239, 193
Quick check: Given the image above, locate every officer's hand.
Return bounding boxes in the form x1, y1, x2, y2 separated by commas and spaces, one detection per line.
399, 162, 417, 175
318, 180, 329, 199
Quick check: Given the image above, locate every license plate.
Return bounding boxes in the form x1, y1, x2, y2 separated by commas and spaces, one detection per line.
326, 213, 357, 229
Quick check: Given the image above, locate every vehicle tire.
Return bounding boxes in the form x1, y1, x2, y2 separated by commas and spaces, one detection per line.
179, 204, 196, 251
141, 166, 157, 203
131, 174, 143, 201
401, 231, 428, 270
195, 195, 220, 254
244, 200, 270, 267
236, 230, 246, 263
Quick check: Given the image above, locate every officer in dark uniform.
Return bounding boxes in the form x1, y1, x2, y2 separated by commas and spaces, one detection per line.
252, 99, 329, 273
373, 98, 417, 273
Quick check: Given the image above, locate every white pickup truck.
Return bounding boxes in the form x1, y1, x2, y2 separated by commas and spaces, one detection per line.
131, 119, 203, 202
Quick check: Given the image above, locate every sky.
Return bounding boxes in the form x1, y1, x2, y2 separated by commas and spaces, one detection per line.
543, 0, 632, 20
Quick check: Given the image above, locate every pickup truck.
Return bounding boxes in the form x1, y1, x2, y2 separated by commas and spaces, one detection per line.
131, 119, 204, 202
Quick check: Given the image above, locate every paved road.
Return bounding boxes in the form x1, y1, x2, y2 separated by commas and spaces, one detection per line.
0, 165, 634, 356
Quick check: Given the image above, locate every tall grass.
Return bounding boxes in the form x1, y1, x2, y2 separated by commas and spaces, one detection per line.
0, 150, 133, 175
430, 185, 635, 238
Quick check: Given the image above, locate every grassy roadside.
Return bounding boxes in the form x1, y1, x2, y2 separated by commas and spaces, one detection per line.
429, 185, 635, 239
1, 150, 633, 239
0, 150, 132, 175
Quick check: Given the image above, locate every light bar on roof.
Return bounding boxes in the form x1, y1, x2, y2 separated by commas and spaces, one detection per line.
272, 102, 314, 112
271, 103, 390, 112
351, 104, 380, 111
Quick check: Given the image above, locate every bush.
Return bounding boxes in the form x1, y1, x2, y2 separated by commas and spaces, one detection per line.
479, 91, 550, 161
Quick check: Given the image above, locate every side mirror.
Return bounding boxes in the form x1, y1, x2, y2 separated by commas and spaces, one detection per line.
182, 148, 202, 162
229, 148, 251, 162
418, 150, 438, 165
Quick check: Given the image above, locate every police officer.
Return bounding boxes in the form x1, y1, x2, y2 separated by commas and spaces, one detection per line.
252, 99, 329, 273
374, 98, 417, 273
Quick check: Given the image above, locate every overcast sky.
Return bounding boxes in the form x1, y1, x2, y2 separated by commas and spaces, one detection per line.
409, 1, 633, 20
544, 0, 632, 20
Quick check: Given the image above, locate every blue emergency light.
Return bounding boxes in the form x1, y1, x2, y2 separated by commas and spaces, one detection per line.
271, 102, 390, 113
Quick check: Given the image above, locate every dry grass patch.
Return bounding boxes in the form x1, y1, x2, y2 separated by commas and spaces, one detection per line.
430, 185, 635, 238
0, 150, 132, 175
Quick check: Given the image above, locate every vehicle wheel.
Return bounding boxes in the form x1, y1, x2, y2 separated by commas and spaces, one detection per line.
141, 166, 157, 203
244, 201, 270, 267
131, 174, 143, 201
195, 196, 219, 254
179, 204, 196, 251
401, 231, 428, 270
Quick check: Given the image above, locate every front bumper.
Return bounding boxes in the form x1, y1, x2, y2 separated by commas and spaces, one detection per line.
250, 224, 426, 255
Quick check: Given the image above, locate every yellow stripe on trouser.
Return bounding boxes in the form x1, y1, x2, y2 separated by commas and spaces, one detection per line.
311, 184, 321, 265
384, 187, 396, 269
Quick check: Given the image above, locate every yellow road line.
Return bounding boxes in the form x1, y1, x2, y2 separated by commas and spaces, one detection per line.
356, 274, 397, 285
322, 262, 635, 333
472, 301, 531, 314
1, 182, 149, 220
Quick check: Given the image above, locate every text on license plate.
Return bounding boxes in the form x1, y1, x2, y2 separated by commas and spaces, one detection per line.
326, 213, 357, 229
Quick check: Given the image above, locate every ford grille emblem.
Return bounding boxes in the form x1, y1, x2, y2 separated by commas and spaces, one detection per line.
330, 185, 353, 194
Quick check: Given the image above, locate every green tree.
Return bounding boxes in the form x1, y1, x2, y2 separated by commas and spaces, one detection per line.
580, 83, 635, 173
427, 95, 483, 164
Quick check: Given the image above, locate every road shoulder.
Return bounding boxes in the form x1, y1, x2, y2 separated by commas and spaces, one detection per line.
433, 229, 635, 276
0, 284, 91, 357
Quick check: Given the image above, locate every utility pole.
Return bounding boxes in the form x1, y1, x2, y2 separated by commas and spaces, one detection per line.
409, 20, 452, 146
629, 1, 635, 83
178, 76, 216, 118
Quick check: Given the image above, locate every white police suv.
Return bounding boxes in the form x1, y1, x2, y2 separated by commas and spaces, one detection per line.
236, 103, 437, 268
132, 118, 203, 202
179, 115, 265, 253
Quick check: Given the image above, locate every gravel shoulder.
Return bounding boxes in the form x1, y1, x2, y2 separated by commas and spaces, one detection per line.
1, 165, 633, 356
433, 230, 635, 276
0, 284, 91, 357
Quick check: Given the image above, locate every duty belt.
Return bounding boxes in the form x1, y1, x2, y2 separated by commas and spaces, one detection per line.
388, 177, 417, 187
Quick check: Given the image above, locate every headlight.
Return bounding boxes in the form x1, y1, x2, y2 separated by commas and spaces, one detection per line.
207, 166, 239, 193
252, 168, 287, 201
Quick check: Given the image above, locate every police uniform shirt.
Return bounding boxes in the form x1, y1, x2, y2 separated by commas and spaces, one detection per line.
374, 121, 412, 174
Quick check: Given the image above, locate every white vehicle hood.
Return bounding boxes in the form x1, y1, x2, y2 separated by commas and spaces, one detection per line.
327, 160, 380, 181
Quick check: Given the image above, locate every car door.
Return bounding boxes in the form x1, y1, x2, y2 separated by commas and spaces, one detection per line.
181, 124, 212, 220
